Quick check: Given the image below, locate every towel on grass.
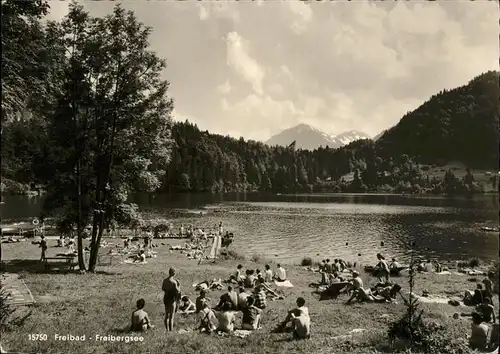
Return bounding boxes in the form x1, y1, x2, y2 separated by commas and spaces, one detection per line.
122, 259, 147, 265
274, 280, 293, 288
233, 330, 253, 338
409, 293, 450, 304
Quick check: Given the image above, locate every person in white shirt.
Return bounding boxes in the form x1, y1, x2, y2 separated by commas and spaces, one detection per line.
264, 264, 273, 283
275, 264, 286, 282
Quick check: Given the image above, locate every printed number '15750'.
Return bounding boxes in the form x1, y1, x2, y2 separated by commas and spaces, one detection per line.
29, 334, 48, 341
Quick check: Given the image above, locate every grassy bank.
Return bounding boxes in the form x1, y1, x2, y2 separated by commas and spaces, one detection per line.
1, 239, 497, 354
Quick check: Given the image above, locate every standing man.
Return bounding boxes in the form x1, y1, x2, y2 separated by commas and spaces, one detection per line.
162, 267, 181, 331
39, 235, 48, 261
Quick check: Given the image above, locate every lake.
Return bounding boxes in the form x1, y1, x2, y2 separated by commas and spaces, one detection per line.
2, 193, 499, 265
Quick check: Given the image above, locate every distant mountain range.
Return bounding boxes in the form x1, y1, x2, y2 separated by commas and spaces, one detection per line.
265, 124, 371, 150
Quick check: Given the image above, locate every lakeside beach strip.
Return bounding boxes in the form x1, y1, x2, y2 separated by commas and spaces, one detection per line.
1, 237, 498, 354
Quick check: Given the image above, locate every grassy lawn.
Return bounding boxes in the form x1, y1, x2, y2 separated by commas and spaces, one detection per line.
1, 238, 497, 354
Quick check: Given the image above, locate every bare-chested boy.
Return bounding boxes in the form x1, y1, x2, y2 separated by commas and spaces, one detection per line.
162, 267, 181, 331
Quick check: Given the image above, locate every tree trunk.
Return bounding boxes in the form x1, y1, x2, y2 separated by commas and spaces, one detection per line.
88, 169, 103, 270
88, 59, 122, 272
76, 158, 86, 271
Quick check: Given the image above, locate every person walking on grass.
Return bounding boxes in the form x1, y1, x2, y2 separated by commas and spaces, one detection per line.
162, 267, 181, 331
39, 235, 47, 261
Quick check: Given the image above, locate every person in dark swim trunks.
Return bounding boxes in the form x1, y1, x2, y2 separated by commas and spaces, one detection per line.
162, 267, 181, 331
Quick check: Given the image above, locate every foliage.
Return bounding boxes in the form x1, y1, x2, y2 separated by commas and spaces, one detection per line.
0, 178, 30, 195
377, 71, 499, 169
387, 246, 470, 354
301, 257, 313, 266
468, 258, 480, 268
1, 0, 51, 125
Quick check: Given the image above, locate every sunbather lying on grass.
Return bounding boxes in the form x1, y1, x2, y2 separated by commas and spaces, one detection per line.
347, 283, 402, 304
257, 278, 280, 299
178, 296, 196, 314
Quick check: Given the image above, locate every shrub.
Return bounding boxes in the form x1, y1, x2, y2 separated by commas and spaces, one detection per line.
250, 254, 261, 263
301, 257, 313, 266
468, 258, 480, 268
387, 247, 466, 353
220, 249, 245, 261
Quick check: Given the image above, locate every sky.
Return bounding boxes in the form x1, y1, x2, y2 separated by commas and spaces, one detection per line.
46, 1, 498, 141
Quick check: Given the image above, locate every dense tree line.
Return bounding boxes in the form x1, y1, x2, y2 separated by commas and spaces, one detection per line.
162, 121, 488, 195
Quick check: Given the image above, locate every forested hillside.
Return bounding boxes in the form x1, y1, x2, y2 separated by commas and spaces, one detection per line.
377, 71, 499, 169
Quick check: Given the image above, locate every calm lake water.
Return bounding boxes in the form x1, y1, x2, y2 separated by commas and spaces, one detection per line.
2, 193, 499, 265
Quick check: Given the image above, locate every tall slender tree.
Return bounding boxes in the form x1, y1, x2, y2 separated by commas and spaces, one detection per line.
42, 3, 174, 271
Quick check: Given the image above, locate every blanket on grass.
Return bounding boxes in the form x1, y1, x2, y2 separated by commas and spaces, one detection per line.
274, 280, 294, 288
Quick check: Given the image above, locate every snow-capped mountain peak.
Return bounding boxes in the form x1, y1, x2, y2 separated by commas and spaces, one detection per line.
265, 124, 370, 150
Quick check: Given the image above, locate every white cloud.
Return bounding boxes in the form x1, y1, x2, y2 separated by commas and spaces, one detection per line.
196, 2, 240, 23
43, 1, 498, 141
217, 80, 232, 95
197, 3, 209, 21
225, 32, 265, 95
285, 0, 313, 34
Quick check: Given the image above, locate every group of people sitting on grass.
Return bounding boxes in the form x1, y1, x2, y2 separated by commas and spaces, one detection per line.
184, 283, 309, 339
129, 266, 310, 340
457, 276, 499, 352
228, 263, 287, 285
318, 259, 351, 285
416, 259, 443, 273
